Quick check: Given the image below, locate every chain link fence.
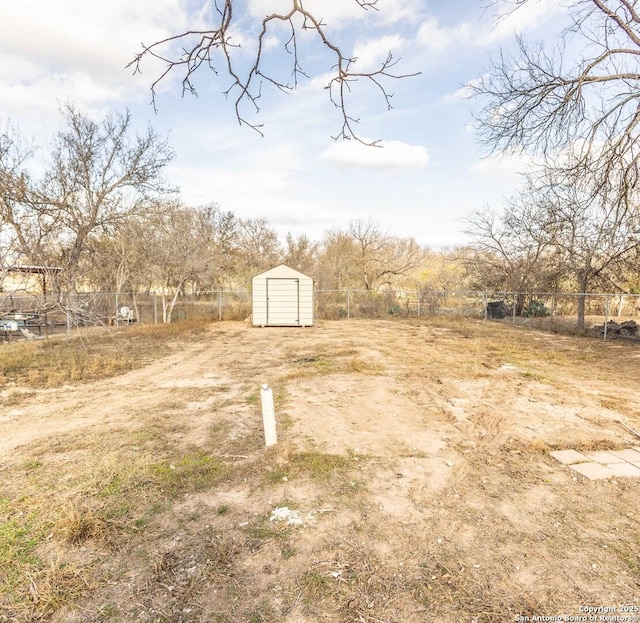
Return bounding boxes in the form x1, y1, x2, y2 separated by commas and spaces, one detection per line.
2, 289, 639, 340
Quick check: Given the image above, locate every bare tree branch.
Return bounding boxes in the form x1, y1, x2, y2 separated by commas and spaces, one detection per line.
474, 0, 640, 198
128, 0, 419, 144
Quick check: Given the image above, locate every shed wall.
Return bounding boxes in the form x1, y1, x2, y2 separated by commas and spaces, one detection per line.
251, 265, 314, 326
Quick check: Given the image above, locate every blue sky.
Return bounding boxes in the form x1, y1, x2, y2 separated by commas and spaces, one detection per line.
0, 0, 567, 248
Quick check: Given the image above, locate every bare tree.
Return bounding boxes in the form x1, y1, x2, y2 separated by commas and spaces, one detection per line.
474, 0, 640, 198
282, 233, 319, 276
235, 217, 283, 287
137, 201, 214, 323
463, 199, 561, 304
317, 229, 360, 290
534, 164, 639, 328
467, 160, 640, 328
128, 1, 419, 143
0, 106, 174, 298
347, 218, 424, 291
188, 204, 242, 291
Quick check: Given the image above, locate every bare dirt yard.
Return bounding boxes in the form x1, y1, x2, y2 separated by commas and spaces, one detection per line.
2, 317, 640, 623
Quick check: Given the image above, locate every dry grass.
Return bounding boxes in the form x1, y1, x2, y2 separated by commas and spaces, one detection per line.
0, 319, 209, 390
2, 317, 640, 622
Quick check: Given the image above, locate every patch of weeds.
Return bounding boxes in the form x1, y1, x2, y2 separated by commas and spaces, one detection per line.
131, 516, 149, 531
280, 543, 297, 559
290, 451, 355, 481
0, 319, 210, 389
247, 523, 282, 541
22, 459, 43, 472
29, 559, 93, 620
150, 451, 227, 497
263, 451, 361, 488
99, 472, 126, 498
0, 498, 50, 617
244, 598, 277, 623
217, 504, 230, 515
299, 570, 330, 599
285, 355, 337, 379
55, 502, 111, 545
347, 357, 385, 374
98, 602, 119, 618
0, 498, 45, 573
246, 390, 261, 405
264, 468, 290, 484
611, 541, 640, 578
203, 531, 244, 571
0, 388, 36, 406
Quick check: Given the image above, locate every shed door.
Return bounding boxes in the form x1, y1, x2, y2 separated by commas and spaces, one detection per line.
267, 278, 299, 325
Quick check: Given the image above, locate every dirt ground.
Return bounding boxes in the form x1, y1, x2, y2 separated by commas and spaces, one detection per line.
2, 318, 640, 623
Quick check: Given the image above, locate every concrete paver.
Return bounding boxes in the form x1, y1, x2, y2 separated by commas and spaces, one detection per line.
549, 449, 589, 465
608, 448, 640, 463
607, 462, 640, 478
584, 451, 626, 464
552, 447, 640, 480
568, 462, 614, 480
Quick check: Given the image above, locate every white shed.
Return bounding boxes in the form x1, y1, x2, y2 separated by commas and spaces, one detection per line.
252, 264, 314, 327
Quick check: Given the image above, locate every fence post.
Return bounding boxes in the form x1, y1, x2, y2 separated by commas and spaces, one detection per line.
347, 290, 351, 319
417, 290, 421, 317
66, 308, 71, 342
604, 295, 610, 341
483, 290, 488, 320
512, 294, 517, 324
153, 293, 158, 324
218, 291, 222, 321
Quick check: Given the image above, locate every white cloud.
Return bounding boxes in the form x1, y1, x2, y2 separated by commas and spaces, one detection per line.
0, 0, 188, 76
0, 0, 190, 120
321, 139, 429, 170
469, 152, 533, 178
417, 1, 564, 54
417, 17, 472, 51
483, 0, 565, 43
352, 35, 405, 71
247, 0, 420, 28
442, 75, 485, 102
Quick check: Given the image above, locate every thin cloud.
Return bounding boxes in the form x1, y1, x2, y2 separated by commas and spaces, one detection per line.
416, 1, 564, 54
469, 152, 533, 177
321, 139, 429, 170
417, 18, 472, 51
352, 35, 405, 72
485, 0, 564, 43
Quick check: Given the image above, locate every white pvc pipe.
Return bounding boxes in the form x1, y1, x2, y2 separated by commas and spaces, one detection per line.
260, 384, 277, 447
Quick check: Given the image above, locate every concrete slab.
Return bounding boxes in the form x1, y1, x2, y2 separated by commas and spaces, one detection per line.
549, 449, 589, 465
568, 462, 614, 480
584, 451, 625, 464
608, 448, 640, 463
607, 462, 640, 478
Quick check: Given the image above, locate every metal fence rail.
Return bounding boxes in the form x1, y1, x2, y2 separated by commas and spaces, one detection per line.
2, 289, 639, 340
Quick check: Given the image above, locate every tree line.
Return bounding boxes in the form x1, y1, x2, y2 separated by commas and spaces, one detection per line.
2, 104, 640, 325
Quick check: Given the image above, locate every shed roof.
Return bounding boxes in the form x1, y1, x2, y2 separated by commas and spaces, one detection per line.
252, 264, 312, 280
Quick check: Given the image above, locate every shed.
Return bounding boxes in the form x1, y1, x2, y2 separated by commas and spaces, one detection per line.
252, 264, 314, 327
